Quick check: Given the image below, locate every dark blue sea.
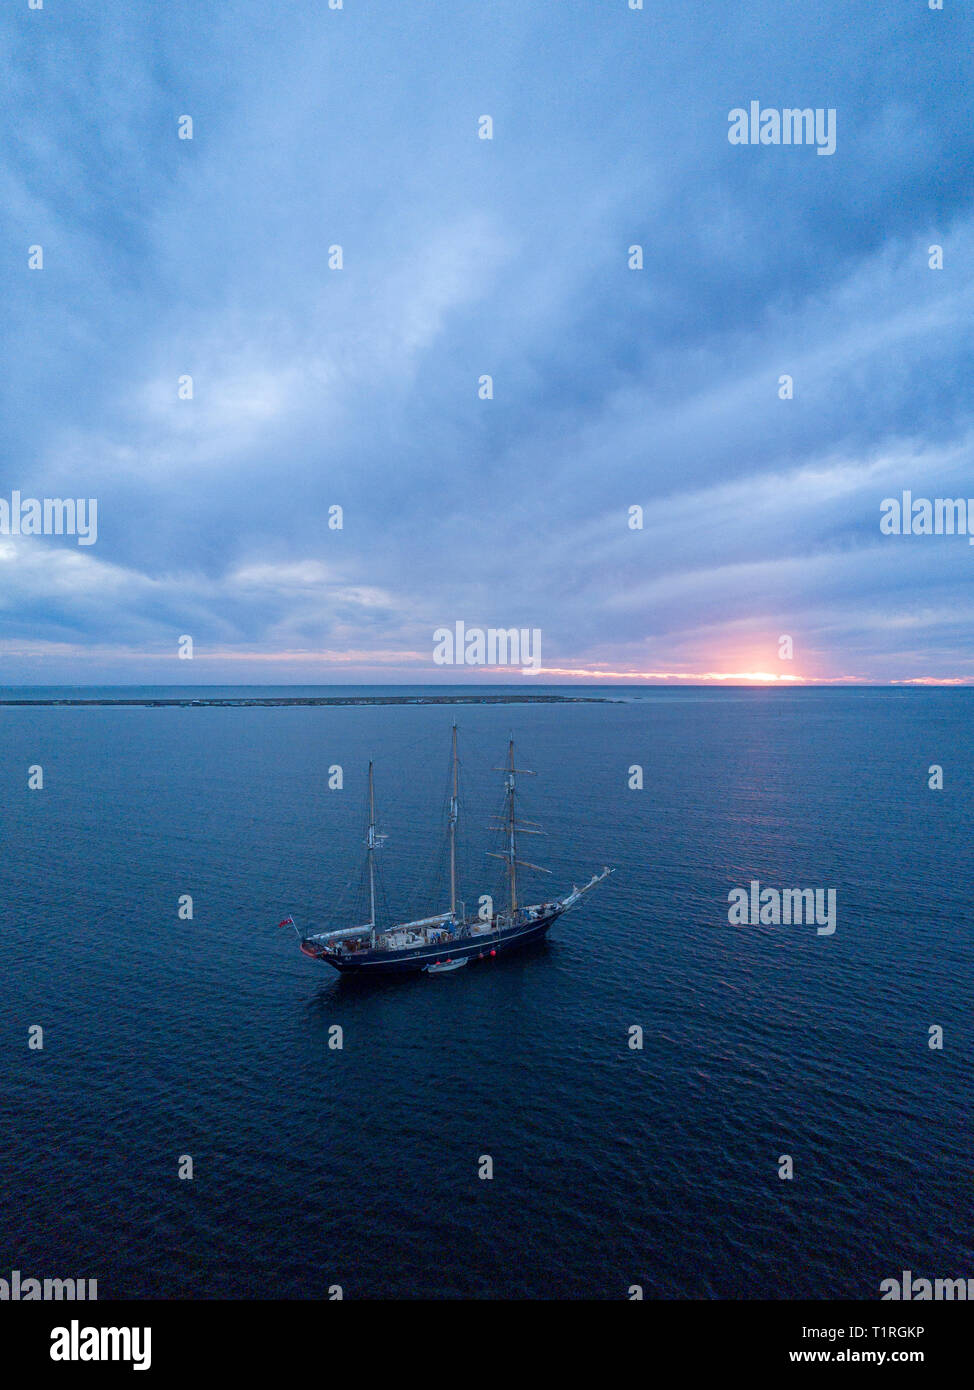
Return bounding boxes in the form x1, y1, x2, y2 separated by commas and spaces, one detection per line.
1, 686, 971, 1299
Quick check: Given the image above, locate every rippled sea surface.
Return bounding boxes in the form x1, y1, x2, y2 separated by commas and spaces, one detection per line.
1, 686, 971, 1299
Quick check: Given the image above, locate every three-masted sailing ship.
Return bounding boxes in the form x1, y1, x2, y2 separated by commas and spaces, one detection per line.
288, 726, 612, 975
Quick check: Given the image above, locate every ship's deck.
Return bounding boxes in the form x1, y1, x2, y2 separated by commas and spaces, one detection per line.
318, 903, 556, 956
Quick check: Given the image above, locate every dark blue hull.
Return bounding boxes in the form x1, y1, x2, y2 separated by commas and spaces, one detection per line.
305, 910, 562, 974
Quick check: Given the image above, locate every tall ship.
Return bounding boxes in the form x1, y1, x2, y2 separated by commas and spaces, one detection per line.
287, 726, 612, 975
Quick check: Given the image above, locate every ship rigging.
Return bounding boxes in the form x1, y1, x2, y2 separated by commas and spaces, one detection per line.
285, 726, 612, 976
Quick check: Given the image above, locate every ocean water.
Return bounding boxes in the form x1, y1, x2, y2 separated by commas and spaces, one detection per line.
1, 686, 971, 1299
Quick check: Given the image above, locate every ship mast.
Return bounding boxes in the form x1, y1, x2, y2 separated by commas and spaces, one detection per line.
506, 734, 518, 914
449, 722, 459, 918
488, 734, 547, 921
368, 760, 377, 948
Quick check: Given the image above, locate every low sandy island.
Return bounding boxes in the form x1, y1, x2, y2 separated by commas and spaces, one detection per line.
0, 694, 615, 707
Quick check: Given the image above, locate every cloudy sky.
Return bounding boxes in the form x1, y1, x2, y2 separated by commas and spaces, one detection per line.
2, 0, 972, 684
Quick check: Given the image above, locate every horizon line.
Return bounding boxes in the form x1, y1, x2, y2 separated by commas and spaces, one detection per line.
0, 680, 971, 690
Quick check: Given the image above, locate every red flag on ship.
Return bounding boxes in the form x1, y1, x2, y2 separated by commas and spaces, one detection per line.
278, 916, 294, 928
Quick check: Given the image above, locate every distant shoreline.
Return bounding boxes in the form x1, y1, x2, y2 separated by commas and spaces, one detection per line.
0, 694, 617, 708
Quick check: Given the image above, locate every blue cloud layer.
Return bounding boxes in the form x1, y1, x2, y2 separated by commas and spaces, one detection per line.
2, 0, 972, 681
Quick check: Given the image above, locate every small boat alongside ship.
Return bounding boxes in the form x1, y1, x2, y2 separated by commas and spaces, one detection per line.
286, 726, 612, 976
